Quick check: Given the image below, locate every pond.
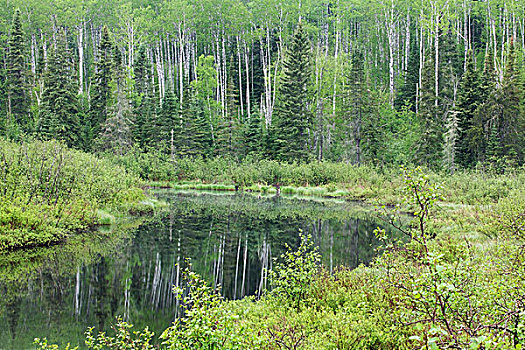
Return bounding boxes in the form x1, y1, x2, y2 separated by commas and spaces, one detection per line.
0, 190, 399, 349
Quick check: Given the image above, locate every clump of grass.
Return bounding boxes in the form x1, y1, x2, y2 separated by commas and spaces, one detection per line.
97, 210, 116, 225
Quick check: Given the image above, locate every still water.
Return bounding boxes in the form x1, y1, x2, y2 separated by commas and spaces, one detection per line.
0, 190, 397, 349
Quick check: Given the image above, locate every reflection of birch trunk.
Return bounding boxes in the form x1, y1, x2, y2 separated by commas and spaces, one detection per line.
353, 219, 360, 267
123, 262, 130, 321
75, 265, 81, 316
175, 234, 181, 316
241, 233, 248, 297
151, 252, 161, 308
258, 236, 270, 298
234, 236, 242, 299
330, 226, 334, 274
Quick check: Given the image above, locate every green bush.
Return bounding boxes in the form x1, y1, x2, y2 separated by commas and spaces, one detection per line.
0, 138, 145, 250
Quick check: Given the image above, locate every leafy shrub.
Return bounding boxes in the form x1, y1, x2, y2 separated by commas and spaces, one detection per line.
269, 231, 321, 308
160, 265, 251, 349
0, 138, 145, 250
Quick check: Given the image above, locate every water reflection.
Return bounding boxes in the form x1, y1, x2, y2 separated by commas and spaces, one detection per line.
0, 191, 398, 348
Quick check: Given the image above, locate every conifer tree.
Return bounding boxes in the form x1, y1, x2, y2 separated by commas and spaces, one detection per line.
471, 49, 497, 163
179, 85, 212, 158
0, 45, 7, 136
7, 9, 30, 133
395, 29, 419, 112
158, 89, 179, 152
243, 109, 263, 157
132, 45, 156, 149
38, 29, 80, 147
498, 39, 523, 163
415, 56, 442, 168
97, 90, 133, 155
454, 50, 481, 168
341, 50, 367, 165
214, 72, 242, 158
272, 21, 312, 162
88, 26, 114, 147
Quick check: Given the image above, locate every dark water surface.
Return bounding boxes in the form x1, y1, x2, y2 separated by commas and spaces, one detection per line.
0, 190, 397, 349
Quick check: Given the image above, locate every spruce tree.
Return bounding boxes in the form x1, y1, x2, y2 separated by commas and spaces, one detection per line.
498, 39, 523, 163
454, 50, 482, 168
243, 109, 263, 158
0, 43, 7, 136
415, 55, 442, 168
395, 29, 419, 112
132, 45, 156, 149
97, 90, 133, 155
88, 26, 114, 147
471, 49, 497, 163
341, 50, 367, 165
272, 21, 312, 162
38, 29, 80, 147
215, 73, 241, 158
178, 85, 211, 158
7, 9, 30, 133
158, 89, 179, 152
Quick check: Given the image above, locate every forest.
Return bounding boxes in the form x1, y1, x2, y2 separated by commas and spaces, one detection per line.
0, 0, 525, 349
0, 0, 523, 167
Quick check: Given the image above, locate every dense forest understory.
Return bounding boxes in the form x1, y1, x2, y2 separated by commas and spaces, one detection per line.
0, 0, 524, 348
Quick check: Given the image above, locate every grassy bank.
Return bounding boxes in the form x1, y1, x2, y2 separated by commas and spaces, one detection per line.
0, 139, 164, 251
112, 152, 525, 205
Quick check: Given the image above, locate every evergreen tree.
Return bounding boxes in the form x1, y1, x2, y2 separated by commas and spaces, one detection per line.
0, 43, 7, 136
179, 85, 212, 158
454, 50, 482, 168
471, 49, 497, 163
97, 90, 133, 155
395, 28, 419, 112
443, 111, 460, 173
341, 50, 367, 165
88, 26, 114, 147
243, 108, 263, 157
415, 55, 442, 168
215, 73, 241, 158
271, 21, 312, 162
132, 45, 156, 149
38, 29, 80, 147
498, 39, 523, 163
158, 89, 179, 152
7, 9, 30, 133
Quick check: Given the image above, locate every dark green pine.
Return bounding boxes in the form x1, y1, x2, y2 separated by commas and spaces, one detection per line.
132, 45, 157, 149
89, 26, 114, 147
455, 50, 482, 168
499, 39, 523, 162
0, 42, 8, 136
178, 86, 210, 158
470, 50, 497, 162
215, 74, 241, 158
38, 29, 80, 148
243, 109, 263, 158
7, 9, 30, 133
157, 89, 179, 152
415, 55, 442, 169
395, 28, 419, 112
272, 21, 312, 162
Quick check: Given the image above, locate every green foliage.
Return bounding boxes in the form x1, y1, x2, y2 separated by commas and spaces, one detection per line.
88, 26, 114, 148
6, 9, 30, 134
272, 21, 312, 162
84, 317, 155, 350
375, 167, 525, 348
160, 265, 250, 349
269, 231, 321, 307
38, 28, 81, 147
0, 138, 144, 250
